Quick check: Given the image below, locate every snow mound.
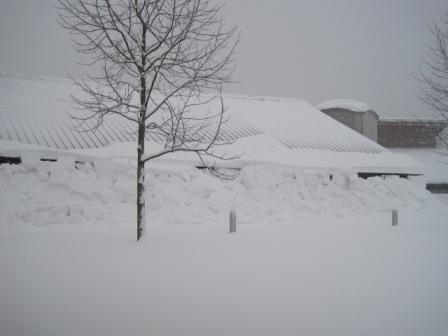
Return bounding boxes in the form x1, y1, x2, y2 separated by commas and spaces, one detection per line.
0, 158, 445, 228
317, 99, 373, 113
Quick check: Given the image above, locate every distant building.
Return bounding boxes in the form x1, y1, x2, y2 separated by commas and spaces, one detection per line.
317, 99, 447, 148
377, 120, 446, 148
317, 99, 448, 192
317, 99, 379, 142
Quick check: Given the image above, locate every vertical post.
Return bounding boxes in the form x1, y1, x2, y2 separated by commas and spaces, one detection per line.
344, 175, 350, 189
392, 209, 398, 226
229, 211, 236, 233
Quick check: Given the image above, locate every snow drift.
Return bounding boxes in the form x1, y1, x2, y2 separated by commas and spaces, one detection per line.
0, 156, 444, 229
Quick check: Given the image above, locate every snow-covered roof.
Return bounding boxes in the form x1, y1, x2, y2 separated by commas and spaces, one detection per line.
0, 76, 381, 152
390, 148, 448, 183
318, 99, 447, 122
0, 75, 425, 174
223, 95, 384, 154
317, 99, 373, 113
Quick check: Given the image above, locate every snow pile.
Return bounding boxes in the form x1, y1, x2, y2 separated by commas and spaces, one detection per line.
0, 157, 445, 228
0, 136, 426, 176
317, 99, 373, 113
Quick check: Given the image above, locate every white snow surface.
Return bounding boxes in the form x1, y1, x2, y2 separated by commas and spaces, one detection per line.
317, 99, 373, 113
1, 74, 448, 336
391, 148, 448, 183
0, 158, 442, 228
1, 136, 426, 175
1, 158, 448, 336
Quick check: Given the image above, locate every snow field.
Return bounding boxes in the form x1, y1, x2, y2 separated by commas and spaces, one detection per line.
1, 157, 448, 336
1, 211, 448, 336
0, 157, 445, 229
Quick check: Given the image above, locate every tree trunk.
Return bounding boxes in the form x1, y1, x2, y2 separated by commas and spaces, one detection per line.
137, 122, 145, 241
137, 26, 147, 241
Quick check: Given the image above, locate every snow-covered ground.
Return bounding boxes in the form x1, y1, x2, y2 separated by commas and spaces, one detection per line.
2, 215, 448, 336
1, 158, 448, 336
435, 193, 448, 206
0, 71, 445, 335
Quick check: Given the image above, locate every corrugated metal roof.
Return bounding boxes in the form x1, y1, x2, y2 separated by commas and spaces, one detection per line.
222, 95, 386, 154
1, 75, 385, 155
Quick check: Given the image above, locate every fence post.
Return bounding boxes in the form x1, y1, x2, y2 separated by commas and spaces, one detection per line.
229, 210, 236, 233
392, 209, 398, 226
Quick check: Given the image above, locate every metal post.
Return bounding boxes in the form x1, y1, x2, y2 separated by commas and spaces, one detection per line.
229, 211, 236, 233
392, 209, 398, 226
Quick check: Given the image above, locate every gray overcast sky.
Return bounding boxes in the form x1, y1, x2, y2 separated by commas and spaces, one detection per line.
0, 0, 447, 118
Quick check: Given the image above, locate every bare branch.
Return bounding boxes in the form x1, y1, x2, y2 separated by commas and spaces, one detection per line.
57, 0, 239, 239
416, 12, 448, 149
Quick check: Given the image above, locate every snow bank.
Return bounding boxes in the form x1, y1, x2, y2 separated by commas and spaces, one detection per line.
1, 136, 426, 176
0, 158, 444, 228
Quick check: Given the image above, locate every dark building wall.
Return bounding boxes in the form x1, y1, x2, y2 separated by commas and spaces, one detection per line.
321, 108, 378, 142
378, 121, 445, 148
324, 108, 357, 129
320, 105, 446, 148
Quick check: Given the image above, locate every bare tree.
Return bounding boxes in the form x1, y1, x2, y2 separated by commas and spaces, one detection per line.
57, 0, 238, 240
417, 12, 448, 150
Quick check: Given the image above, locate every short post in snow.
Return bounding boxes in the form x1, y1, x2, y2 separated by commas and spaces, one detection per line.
229, 195, 238, 234
229, 210, 236, 233
392, 209, 398, 226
